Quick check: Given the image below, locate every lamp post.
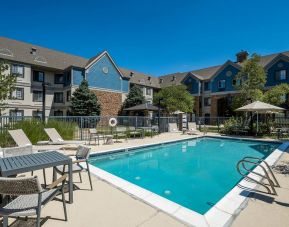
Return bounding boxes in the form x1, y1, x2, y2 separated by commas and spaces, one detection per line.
42, 82, 50, 122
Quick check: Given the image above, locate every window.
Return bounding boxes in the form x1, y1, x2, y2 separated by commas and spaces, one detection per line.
54, 92, 63, 103
11, 64, 24, 77
66, 90, 71, 102
9, 109, 24, 120
232, 78, 242, 86
32, 110, 42, 118
54, 110, 63, 116
10, 87, 24, 100
33, 91, 43, 102
54, 74, 64, 84
276, 70, 287, 81
33, 70, 44, 82
218, 80, 226, 89
146, 88, 152, 96
204, 82, 210, 91
204, 97, 211, 106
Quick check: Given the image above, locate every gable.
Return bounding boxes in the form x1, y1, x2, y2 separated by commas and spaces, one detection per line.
211, 64, 240, 93
182, 74, 200, 95
85, 54, 129, 93
266, 59, 289, 87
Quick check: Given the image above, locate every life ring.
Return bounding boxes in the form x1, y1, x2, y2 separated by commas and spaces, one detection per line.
109, 118, 117, 127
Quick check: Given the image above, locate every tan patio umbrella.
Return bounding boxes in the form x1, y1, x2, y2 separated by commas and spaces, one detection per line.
235, 101, 286, 133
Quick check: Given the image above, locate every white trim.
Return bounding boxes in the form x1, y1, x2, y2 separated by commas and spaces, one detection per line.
87, 136, 287, 227
85, 51, 126, 79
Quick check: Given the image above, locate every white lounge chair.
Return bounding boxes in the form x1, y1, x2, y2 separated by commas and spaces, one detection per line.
44, 128, 85, 145
168, 123, 181, 133
187, 122, 200, 135
8, 129, 49, 146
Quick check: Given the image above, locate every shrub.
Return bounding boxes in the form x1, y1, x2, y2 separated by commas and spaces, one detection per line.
221, 117, 243, 134
0, 119, 77, 147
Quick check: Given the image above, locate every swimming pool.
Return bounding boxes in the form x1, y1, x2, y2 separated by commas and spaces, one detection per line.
89, 137, 280, 215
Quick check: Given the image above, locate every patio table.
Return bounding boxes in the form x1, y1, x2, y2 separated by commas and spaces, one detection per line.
0, 151, 74, 203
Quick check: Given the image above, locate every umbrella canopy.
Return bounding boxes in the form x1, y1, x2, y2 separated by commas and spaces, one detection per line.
124, 103, 160, 111
235, 101, 286, 133
235, 101, 285, 113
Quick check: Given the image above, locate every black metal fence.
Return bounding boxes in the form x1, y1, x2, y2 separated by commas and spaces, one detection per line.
0, 115, 178, 140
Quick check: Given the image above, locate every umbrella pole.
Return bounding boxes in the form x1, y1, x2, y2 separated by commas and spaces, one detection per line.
257, 112, 259, 134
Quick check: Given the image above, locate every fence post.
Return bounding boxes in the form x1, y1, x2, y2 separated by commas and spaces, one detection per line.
217, 117, 220, 132
135, 117, 138, 128
80, 117, 83, 141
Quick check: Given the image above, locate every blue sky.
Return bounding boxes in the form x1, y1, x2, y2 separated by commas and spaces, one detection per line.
1, 0, 289, 76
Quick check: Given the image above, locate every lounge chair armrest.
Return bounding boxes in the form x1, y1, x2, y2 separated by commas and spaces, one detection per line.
47, 174, 67, 189
73, 159, 86, 164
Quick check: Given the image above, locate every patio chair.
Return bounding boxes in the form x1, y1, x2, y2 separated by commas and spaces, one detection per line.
168, 123, 180, 133
0, 174, 68, 227
1, 145, 47, 186
128, 126, 143, 138
88, 128, 106, 145
187, 122, 200, 135
54, 145, 93, 190
115, 126, 128, 141
8, 129, 49, 147
44, 128, 85, 145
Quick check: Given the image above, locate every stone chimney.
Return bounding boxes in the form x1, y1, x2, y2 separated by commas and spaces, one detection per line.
236, 50, 249, 63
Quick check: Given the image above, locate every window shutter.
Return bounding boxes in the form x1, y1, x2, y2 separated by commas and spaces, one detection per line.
275, 71, 279, 81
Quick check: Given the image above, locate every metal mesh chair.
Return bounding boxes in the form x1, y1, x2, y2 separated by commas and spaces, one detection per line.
54, 145, 93, 190
2, 145, 33, 158
1, 145, 47, 186
0, 175, 67, 227
88, 128, 106, 145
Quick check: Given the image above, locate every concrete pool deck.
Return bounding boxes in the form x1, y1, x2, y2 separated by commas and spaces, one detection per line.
3, 132, 289, 227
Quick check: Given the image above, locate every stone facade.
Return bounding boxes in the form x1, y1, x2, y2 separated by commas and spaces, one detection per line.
194, 96, 200, 116
211, 95, 219, 118
91, 89, 123, 116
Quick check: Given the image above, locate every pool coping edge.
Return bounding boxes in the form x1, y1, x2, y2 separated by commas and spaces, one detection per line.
87, 135, 288, 227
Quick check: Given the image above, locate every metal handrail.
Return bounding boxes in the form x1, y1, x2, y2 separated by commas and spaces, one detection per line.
237, 157, 279, 195
242, 156, 280, 187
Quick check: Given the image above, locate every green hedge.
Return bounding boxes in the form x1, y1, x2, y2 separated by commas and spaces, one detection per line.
0, 119, 77, 147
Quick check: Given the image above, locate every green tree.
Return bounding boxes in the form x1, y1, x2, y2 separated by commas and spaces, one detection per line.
0, 60, 16, 114
263, 83, 289, 106
123, 85, 145, 108
154, 85, 194, 113
232, 54, 266, 109
71, 80, 101, 116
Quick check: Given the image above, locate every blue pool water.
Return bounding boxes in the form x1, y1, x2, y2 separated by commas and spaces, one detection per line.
89, 137, 280, 214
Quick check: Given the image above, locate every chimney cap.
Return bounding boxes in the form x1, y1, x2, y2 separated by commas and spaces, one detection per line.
236, 50, 249, 63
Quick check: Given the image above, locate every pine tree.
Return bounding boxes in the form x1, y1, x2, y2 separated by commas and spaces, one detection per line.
123, 85, 145, 108
71, 80, 101, 116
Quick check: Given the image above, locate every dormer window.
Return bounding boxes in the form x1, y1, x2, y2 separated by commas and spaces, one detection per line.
159, 78, 163, 84
31, 47, 37, 55
130, 72, 134, 77
148, 76, 151, 81
172, 76, 176, 81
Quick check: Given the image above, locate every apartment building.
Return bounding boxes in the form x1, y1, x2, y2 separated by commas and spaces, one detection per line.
0, 37, 159, 117
160, 51, 289, 118
1, 36, 289, 118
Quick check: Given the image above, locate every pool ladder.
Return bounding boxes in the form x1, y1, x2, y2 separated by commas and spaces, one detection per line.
236, 157, 280, 195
